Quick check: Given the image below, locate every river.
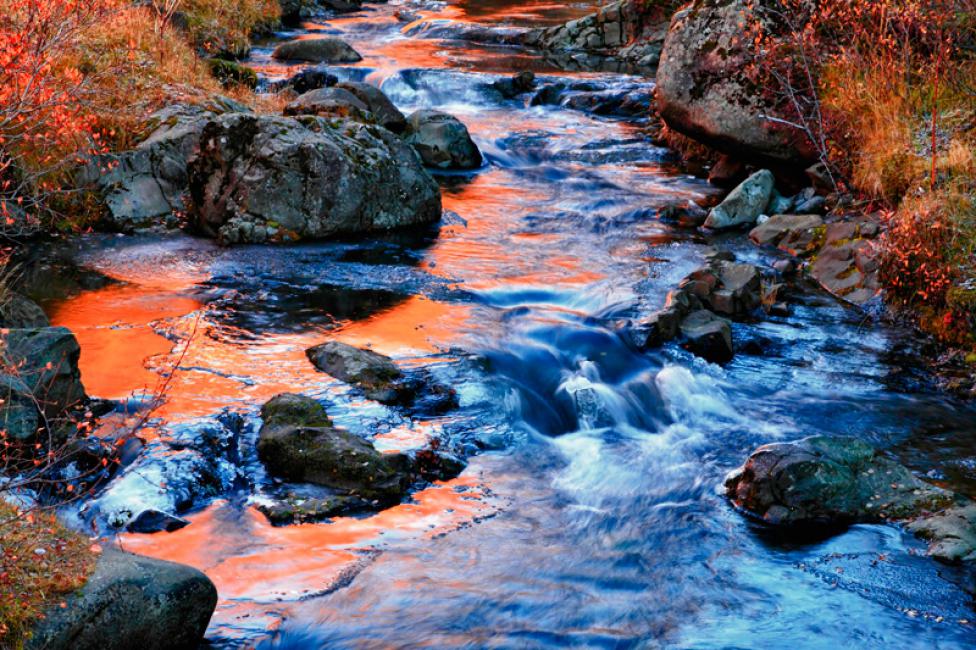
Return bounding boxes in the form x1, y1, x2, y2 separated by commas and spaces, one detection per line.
35, 0, 976, 647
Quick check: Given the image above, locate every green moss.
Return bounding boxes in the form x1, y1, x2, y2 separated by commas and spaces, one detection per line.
207, 58, 258, 90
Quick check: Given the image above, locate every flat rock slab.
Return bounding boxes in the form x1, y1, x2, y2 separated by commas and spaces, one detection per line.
749, 213, 824, 254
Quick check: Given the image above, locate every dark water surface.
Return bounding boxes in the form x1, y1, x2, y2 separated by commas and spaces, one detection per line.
38, 0, 976, 647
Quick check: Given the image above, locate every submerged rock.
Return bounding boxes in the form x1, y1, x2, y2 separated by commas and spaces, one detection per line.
403, 110, 482, 170
272, 37, 362, 63
703, 170, 775, 230
187, 113, 441, 244
725, 436, 953, 527
28, 549, 217, 650
679, 309, 732, 363
656, 0, 818, 167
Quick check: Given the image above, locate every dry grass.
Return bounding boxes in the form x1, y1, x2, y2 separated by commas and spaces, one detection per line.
0, 502, 97, 648
181, 0, 280, 58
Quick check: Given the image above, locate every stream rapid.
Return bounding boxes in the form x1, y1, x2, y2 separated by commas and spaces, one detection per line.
35, 0, 976, 647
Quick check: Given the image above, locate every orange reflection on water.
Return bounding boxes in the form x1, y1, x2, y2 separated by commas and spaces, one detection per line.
332, 295, 469, 356
121, 473, 493, 603
48, 284, 201, 399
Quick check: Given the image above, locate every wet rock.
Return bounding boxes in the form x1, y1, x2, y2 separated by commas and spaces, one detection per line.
0, 292, 50, 328
679, 260, 761, 318
656, 1, 818, 167
657, 200, 707, 228
679, 309, 733, 363
257, 491, 365, 525
126, 509, 190, 534
725, 436, 953, 527
28, 548, 217, 650
490, 71, 537, 99
794, 194, 826, 214
336, 81, 408, 133
908, 504, 976, 564
749, 213, 824, 255
810, 233, 880, 306
403, 110, 482, 170
272, 66, 339, 94
306, 341, 408, 404
187, 113, 441, 244
707, 154, 746, 188
0, 327, 87, 444
283, 87, 371, 119
703, 170, 775, 230
394, 8, 420, 22
257, 394, 411, 501
523, 0, 672, 69
272, 37, 362, 63
78, 102, 243, 232
767, 189, 795, 215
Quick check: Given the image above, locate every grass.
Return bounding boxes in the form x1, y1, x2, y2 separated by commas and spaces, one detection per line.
0, 502, 97, 648
181, 0, 281, 58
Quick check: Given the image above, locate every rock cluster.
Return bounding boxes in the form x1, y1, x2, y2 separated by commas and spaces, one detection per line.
638, 253, 763, 363
256, 393, 464, 522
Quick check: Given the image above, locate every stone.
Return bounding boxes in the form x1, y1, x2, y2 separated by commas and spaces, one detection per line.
749, 213, 824, 255
187, 113, 441, 244
704, 170, 776, 230
272, 38, 363, 63
336, 81, 408, 133
679, 309, 733, 363
658, 200, 707, 228
656, 0, 819, 167
0, 327, 87, 444
725, 436, 953, 527
305, 341, 407, 404
0, 292, 50, 328
707, 154, 746, 188
490, 71, 537, 99
908, 504, 976, 564
283, 87, 370, 119
403, 110, 483, 170
207, 58, 258, 89
27, 549, 217, 650
273, 66, 339, 94
794, 195, 826, 214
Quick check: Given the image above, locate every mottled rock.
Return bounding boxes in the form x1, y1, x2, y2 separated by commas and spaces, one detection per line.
725, 436, 953, 526
336, 81, 408, 133
908, 504, 976, 564
305, 341, 407, 404
187, 113, 441, 244
28, 549, 217, 650
403, 110, 482, 170
656, 0, 818, 167
749, 213, 824, 255
0, 292, 50, 328
704, 170, 776, 230
272, 37, 362, 63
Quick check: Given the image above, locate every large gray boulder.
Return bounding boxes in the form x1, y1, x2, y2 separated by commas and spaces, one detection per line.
27, 549, 217, 650
704, 170, 775, 230
1, 327, 87, 444
272, 37, 362, 63
725, 436, 953, 527
187, 113, 441, 244
283, 87, 371, 120
78, 100, 248, 232
403, 110, 482, 170
656, 0, 819, 167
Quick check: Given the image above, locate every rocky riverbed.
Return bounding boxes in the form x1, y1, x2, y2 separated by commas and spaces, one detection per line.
4, 0, 976, 647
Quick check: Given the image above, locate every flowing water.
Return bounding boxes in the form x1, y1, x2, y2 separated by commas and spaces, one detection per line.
33, 0, 976, 647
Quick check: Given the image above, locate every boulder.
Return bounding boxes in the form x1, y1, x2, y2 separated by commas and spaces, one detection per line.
725, 436, 953, 527
907, 504, 976, 564
0, 292, 50, 328
272, 38, 362, 63
305, 341, 409, 404
187, 113, 441, 244
679, 309, 733, 363
1, 327, 87, 443
27, 549, 217, 650
490, 71, 537, 99
272, 66, 339, 94
283, 87, 371, 120
336, 81, 408, 133
257, 394, 411, 501
403, 110, 482, 170
655, 0, 818, 167
704, 169, 776, 230
749, 213, 824, 255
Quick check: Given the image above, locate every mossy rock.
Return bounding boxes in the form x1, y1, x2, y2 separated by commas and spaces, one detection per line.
207, 58, 259, 90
